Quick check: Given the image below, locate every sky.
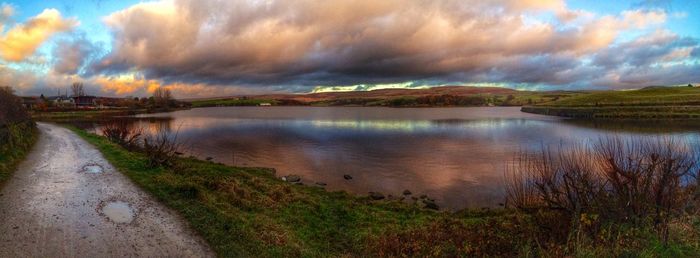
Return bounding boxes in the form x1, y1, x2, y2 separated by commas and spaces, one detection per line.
0, 0, 698, 98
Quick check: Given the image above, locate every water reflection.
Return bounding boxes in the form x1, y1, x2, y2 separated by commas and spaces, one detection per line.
89, 106, 699, 210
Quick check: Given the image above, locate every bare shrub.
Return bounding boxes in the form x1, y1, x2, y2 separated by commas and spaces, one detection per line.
506, 144, 601, 214
0, 86, 31, 126
143, 126, 183, 168
506, 136, 699, 245
101, 120, 142, 151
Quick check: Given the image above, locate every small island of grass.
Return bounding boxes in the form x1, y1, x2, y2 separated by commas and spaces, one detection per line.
522, 85, 700, 119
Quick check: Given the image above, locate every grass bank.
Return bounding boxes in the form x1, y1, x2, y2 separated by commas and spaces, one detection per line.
522, 86, 700, 119
70, 126, 700, 257
521, 106, 700, 119
70, 126, 525, 257
0, 121, 38, 185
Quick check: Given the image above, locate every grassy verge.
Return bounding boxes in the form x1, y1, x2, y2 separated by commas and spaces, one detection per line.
69, 126, 700, 257
0, 121, 38, 185
70, 126, 527, 257
521, 106, 700, 119
540, 86, 700, 107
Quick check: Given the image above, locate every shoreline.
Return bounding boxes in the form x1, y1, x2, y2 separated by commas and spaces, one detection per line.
64, 124, 700, 256
68, 125, 503, 256
521, 105, 700, 119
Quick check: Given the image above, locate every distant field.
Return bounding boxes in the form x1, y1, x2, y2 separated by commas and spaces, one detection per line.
521, 106, 700, 119
522, 86, 700, 118
187, 86, 583, 107
540, 86, 700, 107
190, 98, 278, 108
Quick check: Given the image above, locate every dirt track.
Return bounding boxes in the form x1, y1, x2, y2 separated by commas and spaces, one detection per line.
0, 123, 214, 257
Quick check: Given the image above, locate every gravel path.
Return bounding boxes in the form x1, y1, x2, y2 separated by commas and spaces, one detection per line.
0, 123, 214, 257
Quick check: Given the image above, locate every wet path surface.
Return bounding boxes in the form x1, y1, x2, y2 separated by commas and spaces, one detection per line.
0, 123, 214, 257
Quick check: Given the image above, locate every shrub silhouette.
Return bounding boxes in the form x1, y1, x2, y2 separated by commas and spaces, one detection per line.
0, 86, 31, 126
506, 137, 699, 246
101, 120, 142, 151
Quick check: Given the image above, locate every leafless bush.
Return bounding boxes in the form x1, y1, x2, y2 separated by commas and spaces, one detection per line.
142, 126, 183, 168
506, 136, 699, 244
101, 120, 142, 151
0, 86, 30, 126
506, 144, 601, 214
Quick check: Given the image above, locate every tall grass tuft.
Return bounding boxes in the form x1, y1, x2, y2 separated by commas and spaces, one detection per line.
101, 120, 142, 151
100, 120, 183, 168
506, 136, 699, 248
142, 127, 183, 168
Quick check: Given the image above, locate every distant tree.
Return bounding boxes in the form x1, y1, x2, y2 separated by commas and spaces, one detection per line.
71, 82, 85, 97
505, 94, 515, 104
689, 84, 694, 87
152, 87, 173, 108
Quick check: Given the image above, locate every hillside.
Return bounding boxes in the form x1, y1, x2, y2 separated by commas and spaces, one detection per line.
189, 86, 580, 107
521, 86, 700, 119
539, 86, 700, 107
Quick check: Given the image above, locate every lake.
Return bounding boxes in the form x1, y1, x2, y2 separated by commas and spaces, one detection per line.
111, 106, 700, 210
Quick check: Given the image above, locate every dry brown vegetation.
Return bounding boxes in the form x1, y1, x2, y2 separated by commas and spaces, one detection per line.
100, 120, 183, 168
101, 120, 142, 151
83, 121, 700, 256
506, 137, 700, 253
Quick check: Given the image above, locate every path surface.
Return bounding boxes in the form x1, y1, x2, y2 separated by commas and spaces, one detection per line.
0, 123, 214, 257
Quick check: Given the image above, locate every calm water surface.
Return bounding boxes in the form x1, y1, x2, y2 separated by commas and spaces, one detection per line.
123, 106, 700, 209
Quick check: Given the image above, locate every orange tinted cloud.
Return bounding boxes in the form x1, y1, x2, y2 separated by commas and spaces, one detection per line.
94, 75, 161, 95
0, 9, 77, 62
93, 75, 259, 98
93, 0, 680, 90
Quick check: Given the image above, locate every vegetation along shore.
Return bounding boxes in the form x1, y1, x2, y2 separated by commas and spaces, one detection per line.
0, 87, 38, 186
522, 85, 700, 119
63, 119, 700, 257
7, 84, 700, 256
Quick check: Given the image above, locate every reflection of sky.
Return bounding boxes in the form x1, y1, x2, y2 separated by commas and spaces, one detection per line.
131, 107, 700, 209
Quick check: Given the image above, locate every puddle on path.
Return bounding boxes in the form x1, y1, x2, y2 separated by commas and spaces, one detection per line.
82, 164, 103, 174
101, 201, 135, 224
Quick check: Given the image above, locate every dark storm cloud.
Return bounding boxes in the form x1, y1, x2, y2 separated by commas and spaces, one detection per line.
52, 33, 101, 75
81, 0, 697, 92
593, 30, 699, 69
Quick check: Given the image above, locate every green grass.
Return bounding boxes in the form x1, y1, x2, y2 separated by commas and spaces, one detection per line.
522, 86, 700, 118
541, 86, 700, 107
70, 126, 515, 257
0, 122, 38, 185
190, 99, 278, 108
521, 106, 700, 119
69, 126, 700, 257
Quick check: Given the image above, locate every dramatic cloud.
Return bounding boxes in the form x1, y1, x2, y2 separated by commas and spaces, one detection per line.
0, 8, 77, 62
91, 73, 266, 98
90, 0, 690, 91
52, 34, 100, 75
2, 0, 699, 96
